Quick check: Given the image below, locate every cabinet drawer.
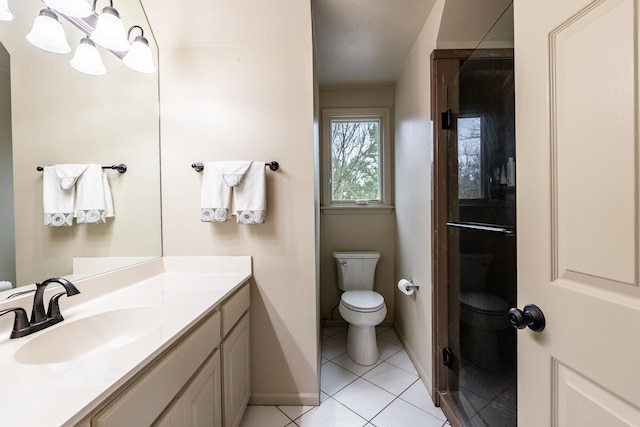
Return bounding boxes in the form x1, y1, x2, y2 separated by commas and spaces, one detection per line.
220, 283, 250, 337
92, 311, 221, 427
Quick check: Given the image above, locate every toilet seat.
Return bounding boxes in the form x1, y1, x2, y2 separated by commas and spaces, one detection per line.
459, 292, 508, 314
341, 290, 385, 313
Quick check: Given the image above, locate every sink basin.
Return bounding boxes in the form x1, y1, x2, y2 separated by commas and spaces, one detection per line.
14, 307, 163, 365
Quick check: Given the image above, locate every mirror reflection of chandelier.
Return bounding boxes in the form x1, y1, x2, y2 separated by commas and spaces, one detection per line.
0, 0, 155, 75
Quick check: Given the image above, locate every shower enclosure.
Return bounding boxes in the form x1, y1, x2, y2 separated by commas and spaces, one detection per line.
432, 4, 516, 426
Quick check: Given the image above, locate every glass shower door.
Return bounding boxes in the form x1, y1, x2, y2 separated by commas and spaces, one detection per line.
444, 5, 517, 425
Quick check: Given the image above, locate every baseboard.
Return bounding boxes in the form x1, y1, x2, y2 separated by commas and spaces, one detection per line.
249, 392, 320, 406
395, 327, 434, 395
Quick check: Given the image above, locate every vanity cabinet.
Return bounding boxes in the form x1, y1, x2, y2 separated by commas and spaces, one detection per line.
155, 350, 222, 427
85, 282, 250, 427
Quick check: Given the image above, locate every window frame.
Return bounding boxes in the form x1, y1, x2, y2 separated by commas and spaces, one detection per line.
321, 107, 393, 213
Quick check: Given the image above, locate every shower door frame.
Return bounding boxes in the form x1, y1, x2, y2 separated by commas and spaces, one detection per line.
431, 48, 515, 426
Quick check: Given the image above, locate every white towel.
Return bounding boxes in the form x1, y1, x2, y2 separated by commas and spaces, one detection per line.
234, 161, 266, 224
221, 161, 252, 187
54, 164, 89, 190
75, 164, 114, 224
201, 162, 231, 222
43, 165, 86, 227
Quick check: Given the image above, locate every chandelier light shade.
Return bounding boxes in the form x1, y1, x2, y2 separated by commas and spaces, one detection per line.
0, 0, 13, 21
70, 37, 106, 75
91, 1, 129, 51
26, 9, 71, 54
18, 0, 154, 75
43, 0, 92, 18
123, 26, 155, 74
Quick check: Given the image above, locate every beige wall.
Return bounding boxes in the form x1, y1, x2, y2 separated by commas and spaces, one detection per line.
318, 86, 395, 325
2, 0, 161, 286
393, 0, 446, 394
143, 0, 318, 405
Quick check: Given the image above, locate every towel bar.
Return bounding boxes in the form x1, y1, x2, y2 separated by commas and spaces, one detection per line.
37, 164, 128, 174
191, 161, 279, 172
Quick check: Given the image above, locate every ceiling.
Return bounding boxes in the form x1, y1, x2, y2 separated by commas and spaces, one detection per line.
311, 0, 437, 86
311, 0, 514, 86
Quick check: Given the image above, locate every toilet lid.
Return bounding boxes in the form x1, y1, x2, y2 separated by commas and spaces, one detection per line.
341, 290, 385, 312
459, 292, 509, 313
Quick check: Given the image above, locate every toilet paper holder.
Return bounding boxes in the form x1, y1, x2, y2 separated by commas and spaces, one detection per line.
398, 278, 419, 293
404, 280, 419, 291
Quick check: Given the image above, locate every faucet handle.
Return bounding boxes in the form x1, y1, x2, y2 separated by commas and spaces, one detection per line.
0, 307, 30, 339
46, 292, 67, 320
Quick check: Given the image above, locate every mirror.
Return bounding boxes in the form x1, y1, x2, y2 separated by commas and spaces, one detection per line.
0, 0, 161, 290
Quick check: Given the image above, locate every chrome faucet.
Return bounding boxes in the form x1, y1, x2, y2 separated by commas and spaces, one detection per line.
0, 278, 80, 339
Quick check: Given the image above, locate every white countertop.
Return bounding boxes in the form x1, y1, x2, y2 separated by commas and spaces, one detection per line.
0, 257, 252, 427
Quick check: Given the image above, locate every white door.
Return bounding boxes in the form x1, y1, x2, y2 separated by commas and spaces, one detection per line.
515, 0, 640, 425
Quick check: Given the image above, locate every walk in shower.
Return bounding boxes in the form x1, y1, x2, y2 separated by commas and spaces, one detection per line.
433, 4, 516, 426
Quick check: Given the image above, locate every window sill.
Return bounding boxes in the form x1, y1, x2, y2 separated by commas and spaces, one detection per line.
320, 205, 395, 215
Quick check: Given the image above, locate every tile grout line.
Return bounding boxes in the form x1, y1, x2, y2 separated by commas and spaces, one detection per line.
326, 396, 370, 425
275, 406, 295, 423
320, 327, 449, 426
321, 360, 360, 396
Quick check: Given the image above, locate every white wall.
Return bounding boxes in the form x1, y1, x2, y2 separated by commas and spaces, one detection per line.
393, 0, 446, 393
142, 0, 319, 405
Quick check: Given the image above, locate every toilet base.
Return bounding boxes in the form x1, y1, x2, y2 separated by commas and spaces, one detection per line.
346, 324, 378, 366
339, 300, 386, 366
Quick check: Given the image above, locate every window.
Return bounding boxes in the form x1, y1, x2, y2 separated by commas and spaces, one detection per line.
321, 108, 392, 212
457, 116, 482, 200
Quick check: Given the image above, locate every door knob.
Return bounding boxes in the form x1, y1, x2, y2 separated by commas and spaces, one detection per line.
508, 304, 546, 332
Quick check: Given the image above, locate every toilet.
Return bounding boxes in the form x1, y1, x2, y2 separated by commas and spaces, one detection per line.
333, 251, 387, 366
459, 253, 509, 371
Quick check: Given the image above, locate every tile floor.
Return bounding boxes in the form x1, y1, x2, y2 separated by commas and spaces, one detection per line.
457, 361, 517, 427
240, 326, 450, 427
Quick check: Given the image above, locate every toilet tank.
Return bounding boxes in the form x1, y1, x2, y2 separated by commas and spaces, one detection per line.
333, 251, 380, 291
460, 253, 494, 293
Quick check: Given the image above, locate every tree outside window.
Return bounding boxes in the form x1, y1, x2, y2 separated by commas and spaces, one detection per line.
457, 117, 482, 199
322, 108, 391, 211
330, 119, 380, 201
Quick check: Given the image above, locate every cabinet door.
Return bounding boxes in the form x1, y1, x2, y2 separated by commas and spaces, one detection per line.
183, 350, 222, 427
221, 313, 250, 427
155, 350, 222, 427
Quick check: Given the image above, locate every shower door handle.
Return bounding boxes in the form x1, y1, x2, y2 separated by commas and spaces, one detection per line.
508, 304, 546, 332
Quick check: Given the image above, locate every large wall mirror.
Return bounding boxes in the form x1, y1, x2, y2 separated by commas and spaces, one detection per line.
0, 0, 161, 290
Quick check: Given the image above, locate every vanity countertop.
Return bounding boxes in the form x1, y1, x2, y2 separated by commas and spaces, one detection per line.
0, 256, 252, 427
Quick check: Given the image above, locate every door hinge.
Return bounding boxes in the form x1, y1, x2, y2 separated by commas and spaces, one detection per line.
441, 109, 452, 130
443, 347, 453, 369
